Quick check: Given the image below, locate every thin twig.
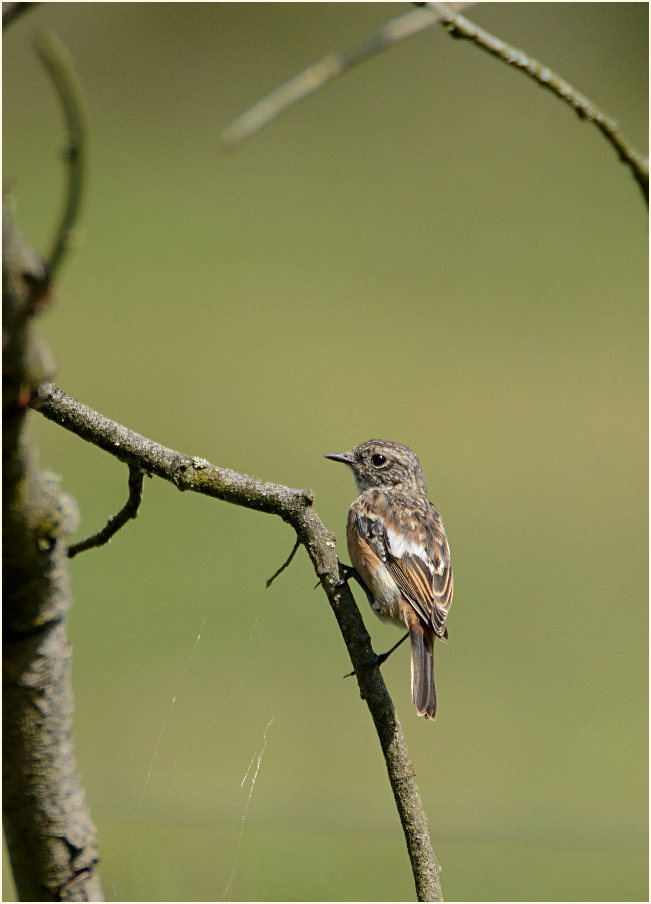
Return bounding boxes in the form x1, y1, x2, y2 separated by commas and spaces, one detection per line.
427, 1, 648, 203
2, 2, 38, 30
224, 2, 647, 203
266, 537, 301, 588
67, 464, 144, 558
32, 381, 443, 901
34, 31, 87, 280
222, 3, 473, 149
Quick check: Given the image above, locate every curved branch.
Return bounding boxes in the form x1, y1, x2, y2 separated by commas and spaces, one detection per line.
34, 31, 87, 281
427, 2, 648, 203
67, 464, 144, 558
223, 2, 647, 203
32, 381, 443, 901
266, 537, 301, 588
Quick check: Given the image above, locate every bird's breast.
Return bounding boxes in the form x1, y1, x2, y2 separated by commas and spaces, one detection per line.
347, 533, 404, 626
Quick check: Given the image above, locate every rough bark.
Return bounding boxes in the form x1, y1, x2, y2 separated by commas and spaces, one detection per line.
3, 205, 103, 901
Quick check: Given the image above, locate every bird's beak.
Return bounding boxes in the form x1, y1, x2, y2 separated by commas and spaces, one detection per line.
324, 451, 355, 466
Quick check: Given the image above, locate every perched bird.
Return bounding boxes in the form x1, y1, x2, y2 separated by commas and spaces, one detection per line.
325, 439, 453, 719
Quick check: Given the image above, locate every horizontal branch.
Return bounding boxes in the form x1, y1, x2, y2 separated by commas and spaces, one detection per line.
32, 382, 314, 521
31, 380, 443, 900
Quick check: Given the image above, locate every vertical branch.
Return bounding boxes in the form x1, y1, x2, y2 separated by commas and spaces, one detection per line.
3, 28, 101, 901
3, 207, 103, 902
282, 516, 445, 901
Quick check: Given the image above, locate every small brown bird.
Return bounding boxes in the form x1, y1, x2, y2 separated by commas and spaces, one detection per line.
325, 439, 453, 720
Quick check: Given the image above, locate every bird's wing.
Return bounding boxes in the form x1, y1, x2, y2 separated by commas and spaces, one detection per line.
350, 495, 453, 637
381, 503, 453, 638
387, 552, 452, 637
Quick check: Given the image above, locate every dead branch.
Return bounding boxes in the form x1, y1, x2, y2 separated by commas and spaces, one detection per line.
222, 3, 474, 149
427, 2, 648, 202
67, 464, 144, 558
32, 381, 443, 901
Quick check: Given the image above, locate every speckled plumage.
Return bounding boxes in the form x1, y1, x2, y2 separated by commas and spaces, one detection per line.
325, 440, 453, 720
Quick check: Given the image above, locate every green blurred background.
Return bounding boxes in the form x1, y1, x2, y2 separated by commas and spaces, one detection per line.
3, 3, 648, 901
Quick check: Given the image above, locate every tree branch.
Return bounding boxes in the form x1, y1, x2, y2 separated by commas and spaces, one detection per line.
266, 537, 301, 588
3, 209, 103, 900
221, 3, 474, 149
427, 2, 648, 203
32, 381, 443, 901
67, 464, 144, 558
34, 30, 87, 281
223, 2, 647, 203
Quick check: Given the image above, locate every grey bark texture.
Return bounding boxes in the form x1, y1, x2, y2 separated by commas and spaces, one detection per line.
3, 205, 103, 902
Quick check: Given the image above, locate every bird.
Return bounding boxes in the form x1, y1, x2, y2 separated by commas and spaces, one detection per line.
325, 439, 453, 720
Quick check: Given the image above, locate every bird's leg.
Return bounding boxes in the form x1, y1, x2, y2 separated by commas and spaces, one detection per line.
336, 562, 375, 606
343, 632, 410, 679
373, 631, 410, 666
338, 563, 409, 675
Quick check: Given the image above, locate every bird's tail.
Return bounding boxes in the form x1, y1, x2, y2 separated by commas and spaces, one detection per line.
409, 627, 437, 720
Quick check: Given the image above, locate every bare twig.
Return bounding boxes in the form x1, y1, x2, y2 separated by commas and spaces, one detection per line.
34, 31, 87, 280
222, 3, 473, 149
67, 464, 144, 558
32, 381, 443, 901
224, 2, 647, 203
31, 383, 315, 515
427, 2, 648, 202
266, 537, 301, 588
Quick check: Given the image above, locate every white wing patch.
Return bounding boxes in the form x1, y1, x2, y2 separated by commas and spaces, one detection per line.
385, 525, 430, 562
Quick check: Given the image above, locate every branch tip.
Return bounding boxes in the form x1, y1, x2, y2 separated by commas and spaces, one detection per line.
67, 464, 144, 558
221, 5, 473, 149
427, 1, 648, 203
266, 537, 301, 588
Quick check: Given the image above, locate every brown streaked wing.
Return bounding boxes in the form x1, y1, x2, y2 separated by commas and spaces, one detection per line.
387, 553, 452, 637
386, 553, 435, 625
354, 497, 453, 636
431, 562, 453, 635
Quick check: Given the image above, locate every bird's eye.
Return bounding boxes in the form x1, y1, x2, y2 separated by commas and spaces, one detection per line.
371, 453, 388, 467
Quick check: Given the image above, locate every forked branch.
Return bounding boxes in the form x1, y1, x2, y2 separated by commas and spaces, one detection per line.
223, 2, 647, 202
32, 381, 443, 901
